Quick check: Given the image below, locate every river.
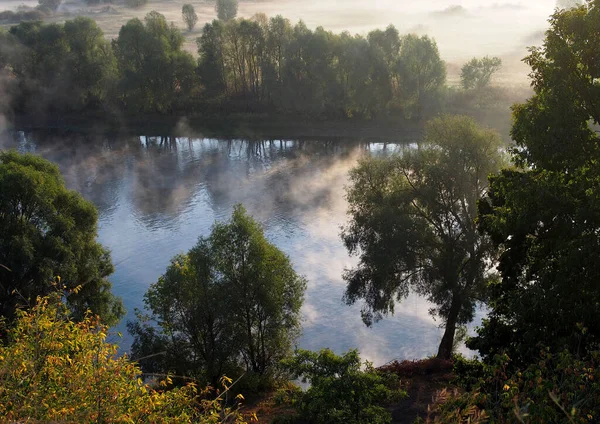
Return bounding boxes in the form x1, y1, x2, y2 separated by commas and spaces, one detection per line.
1, 130, 481, 365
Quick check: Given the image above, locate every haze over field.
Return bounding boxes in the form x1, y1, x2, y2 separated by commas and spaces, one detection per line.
0, 0, 563, 85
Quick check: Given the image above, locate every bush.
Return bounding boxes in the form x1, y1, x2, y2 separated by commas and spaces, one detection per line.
280, 349, 405, 424
434, 349, 600, 423
0, 294, 248, 423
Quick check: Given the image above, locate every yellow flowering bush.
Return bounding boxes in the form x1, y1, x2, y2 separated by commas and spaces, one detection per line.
0, 294, 247, 423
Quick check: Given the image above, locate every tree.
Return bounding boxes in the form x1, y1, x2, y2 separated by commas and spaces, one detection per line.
281, 349, 404, 424
0, 294, 247, 423
470, 0, 600, 365
37, 0, 61, 12
182, 4, 198, 32
124, 0, 148, 8
460, 56, 502, 90
216, 0, 238, 21
0, 151, 124, 327
129, 205, 306, 384
396, 34, 446, 118
342, 115, 503, 359
114, 12, 197, 113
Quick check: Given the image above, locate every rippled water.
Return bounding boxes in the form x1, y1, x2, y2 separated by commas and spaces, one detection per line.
1, 131, 481, 365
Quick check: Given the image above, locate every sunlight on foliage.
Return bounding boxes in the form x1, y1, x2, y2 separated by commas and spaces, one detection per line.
0, 294, 248, 423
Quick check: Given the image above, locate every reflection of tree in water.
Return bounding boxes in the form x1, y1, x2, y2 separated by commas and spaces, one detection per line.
129, 136, 204, 228
10, 132, 136, 219
10, 133, 407, 232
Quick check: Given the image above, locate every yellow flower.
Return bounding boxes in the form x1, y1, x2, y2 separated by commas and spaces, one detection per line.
503, 384, 510, 391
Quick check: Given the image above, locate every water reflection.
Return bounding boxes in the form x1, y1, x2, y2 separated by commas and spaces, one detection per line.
1, 131, 477, 364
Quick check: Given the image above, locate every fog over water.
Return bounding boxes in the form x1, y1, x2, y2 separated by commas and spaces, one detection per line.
0, 131, 484, 364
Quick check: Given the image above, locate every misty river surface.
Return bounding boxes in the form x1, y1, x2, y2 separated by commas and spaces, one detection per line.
1, 132, 480, 365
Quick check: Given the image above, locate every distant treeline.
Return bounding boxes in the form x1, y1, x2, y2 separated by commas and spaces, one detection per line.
0, 13, 448, 120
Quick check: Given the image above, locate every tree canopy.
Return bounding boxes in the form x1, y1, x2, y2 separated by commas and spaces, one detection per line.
0, 151, 124, 327
114, 12, 197, 113
129, 205, 306, 385
182, 4, 198, 31
470, 0, 600, 365
460, 56, 502, 90
342, 115, 503, 359
216, 0, 238, 21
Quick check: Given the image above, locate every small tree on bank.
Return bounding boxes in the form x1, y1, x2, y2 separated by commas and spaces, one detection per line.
342, 115, 503, 359
182, 4, 198, 31
129, 205, 306, 384
216, 0, 238, 21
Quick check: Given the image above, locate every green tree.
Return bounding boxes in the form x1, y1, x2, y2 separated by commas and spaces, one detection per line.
281, 349, 404, 424
396, 34, 446, 118
129, 205, 306, 384
216, 0, 238, 21
124, 0, 148, 8
38, 0, 61, 12
342, 115, 503, 359
0, 151, 124, 327
114, 12, 197, 113
182, 4, 198, 32
471, 0, 600, 365
460, 56, 502, 90
6, 18, 116, 113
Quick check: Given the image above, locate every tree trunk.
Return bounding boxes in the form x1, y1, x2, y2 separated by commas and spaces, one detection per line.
436, 292, 462, 360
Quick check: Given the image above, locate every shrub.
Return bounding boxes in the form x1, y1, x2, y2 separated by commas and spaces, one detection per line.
434, 349, 600, 423
280, 349, 405, 424
0, 294, 248, 423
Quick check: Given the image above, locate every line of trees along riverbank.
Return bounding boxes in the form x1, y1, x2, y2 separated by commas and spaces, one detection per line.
0, 13, 449, 121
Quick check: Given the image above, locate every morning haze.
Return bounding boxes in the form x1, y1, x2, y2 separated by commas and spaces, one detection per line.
1, 0, 598, 422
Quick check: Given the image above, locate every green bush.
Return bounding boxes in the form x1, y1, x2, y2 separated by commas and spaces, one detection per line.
435, 349, 600, 423
280, 349, 405, 424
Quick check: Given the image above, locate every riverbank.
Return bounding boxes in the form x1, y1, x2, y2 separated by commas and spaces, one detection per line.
7, 113, 424, 142
243, 358, 456, 424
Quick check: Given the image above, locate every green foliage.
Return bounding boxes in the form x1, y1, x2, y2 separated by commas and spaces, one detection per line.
124, 0, 148, 8
114, 11, 197, 113
7, 17, 116, 113
342, 115, 503, 359
216, 0, 238, 21
460, 56, 502, 90
38, 0, 61, 12
396, 34, 447, 118
280, 349, 405, 424
182, 4, 198, 31
0, 151, 124, 327
196, 18, 446, 118
1, 15, 448, 119
471, 0, 600, 365
129, 205, 306, 385
0, 295, 248, 423
437, 349, 600, 423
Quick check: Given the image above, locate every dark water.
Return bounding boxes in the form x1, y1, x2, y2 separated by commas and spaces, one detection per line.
1, 131, 480, 364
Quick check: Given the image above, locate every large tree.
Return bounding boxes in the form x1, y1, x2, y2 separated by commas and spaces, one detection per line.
129, 205, 306, 383
342, 115, 503, 359
0, 151, 124, 327
471, 0, 600, 364
114, 12, 197, 113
